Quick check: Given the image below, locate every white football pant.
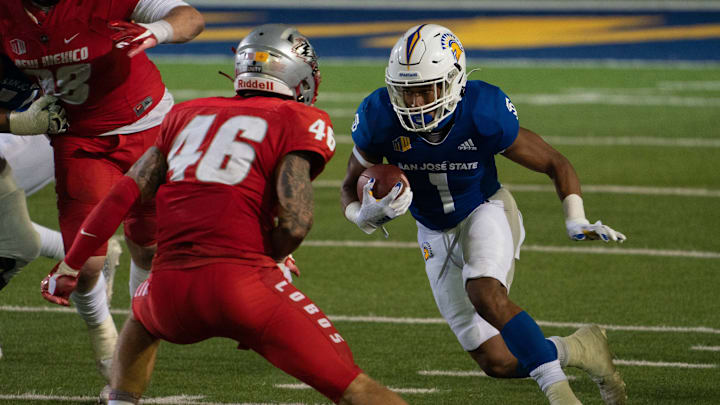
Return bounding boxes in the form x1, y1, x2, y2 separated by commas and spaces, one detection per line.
416, 187, 525, 351
0, 134, 56, 281
0, 133, 54, 196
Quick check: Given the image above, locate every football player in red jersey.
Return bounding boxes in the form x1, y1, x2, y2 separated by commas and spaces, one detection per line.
42, 25, 408, 405
0, 0, 204, 383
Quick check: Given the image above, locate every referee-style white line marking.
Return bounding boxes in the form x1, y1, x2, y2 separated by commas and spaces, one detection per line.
691, 345, 720, 352
2, 306, 719, 334
274, 383, 438, 394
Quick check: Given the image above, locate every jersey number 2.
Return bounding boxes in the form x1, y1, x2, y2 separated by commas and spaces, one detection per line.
167, 114, 267, 185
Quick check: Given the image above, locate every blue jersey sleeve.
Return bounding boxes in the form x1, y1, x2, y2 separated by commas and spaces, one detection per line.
493, 88, 520, 152
0, 54, 39, 111
350, 89, 388, 158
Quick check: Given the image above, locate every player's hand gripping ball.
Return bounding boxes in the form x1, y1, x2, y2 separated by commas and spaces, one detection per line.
351, 164, 413, 235
356, 164, 410, 200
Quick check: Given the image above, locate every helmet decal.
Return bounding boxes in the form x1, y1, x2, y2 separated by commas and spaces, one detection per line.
441, 32, 464, 63
404, 24, 426, 66
292, 37, 318, 71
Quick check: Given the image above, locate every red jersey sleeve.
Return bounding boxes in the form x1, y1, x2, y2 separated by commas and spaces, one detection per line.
155, 105, 180, 156
280, 103, 336, 180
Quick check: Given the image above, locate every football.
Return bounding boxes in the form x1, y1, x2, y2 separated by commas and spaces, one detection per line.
356, 164, 409, 200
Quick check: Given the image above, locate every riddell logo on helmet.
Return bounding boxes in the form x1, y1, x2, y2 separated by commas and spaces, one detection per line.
237, 79, 274, 90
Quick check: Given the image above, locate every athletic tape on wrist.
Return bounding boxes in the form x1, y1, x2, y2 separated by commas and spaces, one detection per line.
562, 194, 586, 221
141, 20, 174, 44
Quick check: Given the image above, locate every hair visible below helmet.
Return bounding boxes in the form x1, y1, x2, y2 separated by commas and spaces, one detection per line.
385, 24, 467, 133
234, 24, 320, 106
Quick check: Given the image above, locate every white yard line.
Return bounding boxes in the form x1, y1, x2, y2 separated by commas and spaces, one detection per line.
418, 370, 579, 380
657, 81, 720, 91
274, 384, 312, 390
274, 384, 437, 394
388, 387, 439, 394
419, 359, 717, 378
153, 55, 720, 69
2, 305, 719, 334
314, 179, 720, 197
0, 394, 290, 405
171, 88, 720, 110
615, 359, 717, 369
511, 93, 720, 107
332, 134, 720, 148
691, 345, 720, 352
419, 370, 488, 377
302, 240, 720, 260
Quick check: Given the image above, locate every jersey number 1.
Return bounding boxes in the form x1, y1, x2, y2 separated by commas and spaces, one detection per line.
429, 173, 456, 214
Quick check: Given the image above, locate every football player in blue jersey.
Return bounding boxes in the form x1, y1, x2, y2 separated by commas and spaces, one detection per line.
341, 24, 627, 405
0, 53, 68, 290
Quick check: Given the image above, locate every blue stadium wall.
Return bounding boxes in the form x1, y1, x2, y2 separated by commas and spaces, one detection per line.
149, 1, 720, 61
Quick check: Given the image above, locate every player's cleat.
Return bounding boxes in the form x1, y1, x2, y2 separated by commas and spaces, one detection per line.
102, 236, 123, 308
545, 379, 582, 405
97, 385, 111, 405
88, 316, 118, 382
562, 325, 627, 405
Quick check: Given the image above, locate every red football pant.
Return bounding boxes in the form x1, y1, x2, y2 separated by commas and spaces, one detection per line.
51, 128, 159, 255
132, 263, 363, 403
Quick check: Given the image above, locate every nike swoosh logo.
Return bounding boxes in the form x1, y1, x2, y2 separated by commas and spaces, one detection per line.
64, 33, 80, 44
79, 229, 97, 238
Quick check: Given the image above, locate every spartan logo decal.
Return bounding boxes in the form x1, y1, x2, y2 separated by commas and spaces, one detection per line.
292, 37, 318, 70
422, 242, 433, 261
440, 33, 464, 62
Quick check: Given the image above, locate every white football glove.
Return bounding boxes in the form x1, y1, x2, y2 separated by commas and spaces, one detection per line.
8, 95, 68, 135
347, 179, 413, 234
563, 194, 626, 243
276, 254, 299, 283
565, 218, 626, 242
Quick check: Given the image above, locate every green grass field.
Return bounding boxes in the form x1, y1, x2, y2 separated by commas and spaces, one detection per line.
1, 60, 719, 404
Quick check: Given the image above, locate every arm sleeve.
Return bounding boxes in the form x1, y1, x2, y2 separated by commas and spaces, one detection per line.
64, 177, 141, 269
131, 0, 189, 23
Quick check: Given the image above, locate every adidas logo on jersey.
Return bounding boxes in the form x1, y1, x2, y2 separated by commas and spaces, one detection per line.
458, 139, 477, 151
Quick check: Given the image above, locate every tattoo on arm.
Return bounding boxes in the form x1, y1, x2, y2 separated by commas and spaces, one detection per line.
126, 146, 168, 203
276, 152, 314, 237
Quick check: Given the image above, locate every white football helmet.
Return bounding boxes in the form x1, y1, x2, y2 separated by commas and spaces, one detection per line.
234, 24, 320, 106
386, 24, 467, 132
